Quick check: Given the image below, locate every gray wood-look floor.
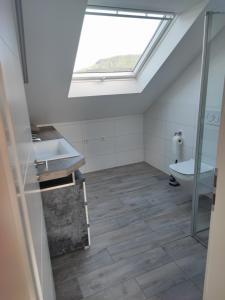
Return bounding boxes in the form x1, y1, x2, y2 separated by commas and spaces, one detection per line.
52, 162, 208, 300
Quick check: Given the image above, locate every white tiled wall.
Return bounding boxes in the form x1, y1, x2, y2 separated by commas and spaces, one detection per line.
53, 115, 144, 173
144, 57, 201, 174
144, 26, 225, 174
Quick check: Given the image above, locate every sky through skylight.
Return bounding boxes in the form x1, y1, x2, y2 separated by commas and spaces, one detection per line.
74, 13, 161, 73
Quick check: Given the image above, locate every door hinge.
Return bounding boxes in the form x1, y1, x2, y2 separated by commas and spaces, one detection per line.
212, 193, 216, 206
214, 168, 218, 188
212, 168, 218, 208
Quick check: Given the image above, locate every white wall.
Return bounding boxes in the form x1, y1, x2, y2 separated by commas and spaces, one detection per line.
52, 115, 144, 173
144, 57, 201, 174
144, 23, 225, 174
0, 0, 55, 299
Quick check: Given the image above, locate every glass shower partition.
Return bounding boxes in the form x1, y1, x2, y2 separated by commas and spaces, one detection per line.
192, 12, 225, 245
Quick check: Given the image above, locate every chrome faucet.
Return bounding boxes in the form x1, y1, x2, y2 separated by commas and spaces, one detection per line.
32, 134, 41, 142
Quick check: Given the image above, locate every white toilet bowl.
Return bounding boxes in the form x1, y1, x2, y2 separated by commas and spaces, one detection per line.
169, 159, 214, 195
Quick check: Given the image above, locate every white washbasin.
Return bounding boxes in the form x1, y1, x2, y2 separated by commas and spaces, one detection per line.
33, 138, 80, 162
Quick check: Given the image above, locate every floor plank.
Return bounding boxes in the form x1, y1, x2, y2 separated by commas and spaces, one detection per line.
136, 262, 186, 298
81, 279, 146, 300
52, 162, 207, 300
147, 281, 202, 300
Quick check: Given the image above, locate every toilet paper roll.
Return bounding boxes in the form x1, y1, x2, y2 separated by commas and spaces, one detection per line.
172, 134, 183, 162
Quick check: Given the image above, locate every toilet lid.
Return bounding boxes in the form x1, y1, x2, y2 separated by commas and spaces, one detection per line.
169, 159, 214, 175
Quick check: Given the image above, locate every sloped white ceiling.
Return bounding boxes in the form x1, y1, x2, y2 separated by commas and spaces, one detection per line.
208, 0, 225, 11
23, 0, 207, 124
89, 0, 203, 13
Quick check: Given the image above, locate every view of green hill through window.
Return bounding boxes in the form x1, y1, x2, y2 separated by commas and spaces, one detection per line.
74, 12, 161, 74
76, 54, 140, 73
73, 8, 174, 79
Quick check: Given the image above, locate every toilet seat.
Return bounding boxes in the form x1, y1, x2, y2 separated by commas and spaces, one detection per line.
169, 159, 213, 175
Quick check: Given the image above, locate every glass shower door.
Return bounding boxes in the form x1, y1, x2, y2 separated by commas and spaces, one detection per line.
192, 12, 225, 245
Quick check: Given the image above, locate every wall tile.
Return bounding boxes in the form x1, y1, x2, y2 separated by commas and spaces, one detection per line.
54, 122, 83, 141
83, 153, 116, 173
84, 137, 115, 157
53, 115, 144, 173
115, 115, 142, 136
115, 133, 143, 153
83, 119, 115, 139
144, 56, 201, 173
116, 149, 144, 166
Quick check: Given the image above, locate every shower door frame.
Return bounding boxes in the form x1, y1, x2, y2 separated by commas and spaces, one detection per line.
192, 11, 225, 245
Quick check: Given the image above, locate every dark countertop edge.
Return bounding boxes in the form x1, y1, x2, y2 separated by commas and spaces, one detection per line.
35, 126, 85, 182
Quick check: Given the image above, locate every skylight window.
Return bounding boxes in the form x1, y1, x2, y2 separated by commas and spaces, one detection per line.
73, 7, 174, 80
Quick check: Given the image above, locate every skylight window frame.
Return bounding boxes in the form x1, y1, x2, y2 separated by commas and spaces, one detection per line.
133, 17, 174, 76
72, 6, 175, 82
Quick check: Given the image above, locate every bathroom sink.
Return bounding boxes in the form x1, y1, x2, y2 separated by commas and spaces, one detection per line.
33, 138, 80, 163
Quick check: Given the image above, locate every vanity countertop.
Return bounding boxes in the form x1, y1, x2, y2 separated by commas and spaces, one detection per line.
35, 126, 85, 182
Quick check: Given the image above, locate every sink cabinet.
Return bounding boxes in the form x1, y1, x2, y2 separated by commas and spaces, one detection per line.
40, 171, 89, 258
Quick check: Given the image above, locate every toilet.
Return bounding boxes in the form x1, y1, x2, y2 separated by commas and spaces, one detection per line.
169, 159, 214, 195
